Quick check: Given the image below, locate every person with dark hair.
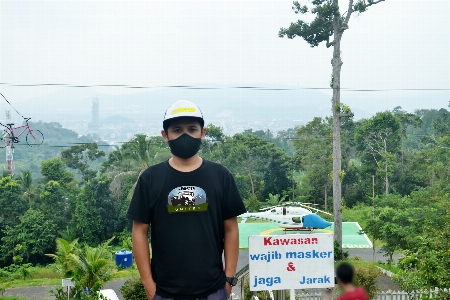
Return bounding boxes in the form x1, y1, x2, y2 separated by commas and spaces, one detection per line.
126, 100, 247, 300
325, 262, 370, 300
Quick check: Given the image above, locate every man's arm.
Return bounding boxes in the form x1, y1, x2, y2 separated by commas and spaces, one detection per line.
132, 220, 156, 300
223, 217, 240, 298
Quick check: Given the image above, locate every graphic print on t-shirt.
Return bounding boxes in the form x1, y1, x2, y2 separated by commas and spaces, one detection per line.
167, 186, 208, 213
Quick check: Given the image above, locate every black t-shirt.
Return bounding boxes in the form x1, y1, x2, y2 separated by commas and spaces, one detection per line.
126, 158, 247, 299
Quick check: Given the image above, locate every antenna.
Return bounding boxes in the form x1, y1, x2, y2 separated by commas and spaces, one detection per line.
5, 109, 14, 176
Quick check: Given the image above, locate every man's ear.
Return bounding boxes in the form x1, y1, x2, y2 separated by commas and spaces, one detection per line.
161, 130, 169, 142
201, 127, 207, 140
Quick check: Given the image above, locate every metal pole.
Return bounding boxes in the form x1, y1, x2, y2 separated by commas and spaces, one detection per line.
290, 289, 295, 300
5, 110, 14, 176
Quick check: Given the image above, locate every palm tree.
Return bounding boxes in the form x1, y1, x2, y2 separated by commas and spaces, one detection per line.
45, 238, 80, 278
106, 135, 170, 201
46, 237, 116, 293
16, 170, 36, 203
71, 237, 115, 292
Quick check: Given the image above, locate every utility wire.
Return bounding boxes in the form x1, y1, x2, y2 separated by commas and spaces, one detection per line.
0, 92, 26, 119
0, 142, 169, 148
1, 82, 450, 91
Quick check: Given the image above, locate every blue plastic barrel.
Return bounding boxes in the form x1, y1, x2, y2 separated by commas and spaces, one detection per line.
115, 250, 133, 268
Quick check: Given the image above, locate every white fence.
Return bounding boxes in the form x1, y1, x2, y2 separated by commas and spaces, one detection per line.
278, 289, 450, 300
232, 289, 450, 300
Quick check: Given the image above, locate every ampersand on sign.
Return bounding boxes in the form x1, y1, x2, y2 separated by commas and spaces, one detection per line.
287, 262, 296, 271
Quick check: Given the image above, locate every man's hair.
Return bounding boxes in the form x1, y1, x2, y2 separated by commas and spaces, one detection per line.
336, 262, 355, 284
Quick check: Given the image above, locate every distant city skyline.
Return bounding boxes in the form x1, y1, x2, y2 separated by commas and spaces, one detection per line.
0, 84, 448, 143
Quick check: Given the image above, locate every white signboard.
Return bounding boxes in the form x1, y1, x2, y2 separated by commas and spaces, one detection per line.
62, 278, 75, 287
248, 233, 334, 291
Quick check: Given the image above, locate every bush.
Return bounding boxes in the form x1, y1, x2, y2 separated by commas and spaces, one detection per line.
334, 241, 349, 261
243, 195, 261, 213
120, 277, 147, 300
49, 286, 78, 300
353, 264, 381, 299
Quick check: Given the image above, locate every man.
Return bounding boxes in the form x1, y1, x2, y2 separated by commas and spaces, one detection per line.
325, 262, 370, 300
126, 100, 247, 300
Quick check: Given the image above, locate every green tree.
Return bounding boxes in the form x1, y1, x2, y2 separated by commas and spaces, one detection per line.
395, 199, 450, 297
279, 0, 385, 254
355, 112, 402, 195
45, 238, 80, 278
201, 123, 225, 155
15, 170, 37, 204
73, 179, 106, 245
225, 142, 260, 197
364, 213, 383, 262
71, 237, 116, 293
61, 143, 106, 182
221, 134, 290, 200
40, 157, 75, 185
266, 193, 288, 206
104, 135, 168, 201
293, 117, 333, 209
46, 237, 116, 294
34, 180, 69, 229
0, 176, 28, 234
1, 209, 57, 265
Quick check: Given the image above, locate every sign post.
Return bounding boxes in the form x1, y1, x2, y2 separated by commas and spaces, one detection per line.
62, 278, 75, 300
248, 233, 334, 294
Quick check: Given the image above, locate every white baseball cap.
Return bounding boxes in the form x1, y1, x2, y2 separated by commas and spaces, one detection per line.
163, 100, 204, 129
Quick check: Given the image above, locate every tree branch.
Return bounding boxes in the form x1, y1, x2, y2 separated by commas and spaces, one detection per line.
367, 0, 385, 6
326, 36, 335, 48
338, 113, 354, 118
365, 141, 380, 165
341, 0, 354, 31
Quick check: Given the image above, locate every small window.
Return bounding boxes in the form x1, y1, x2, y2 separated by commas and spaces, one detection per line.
271, 209, 276, 213
292, 217, 302, 223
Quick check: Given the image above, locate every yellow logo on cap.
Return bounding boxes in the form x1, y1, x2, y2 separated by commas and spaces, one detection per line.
172, 107, 196, 115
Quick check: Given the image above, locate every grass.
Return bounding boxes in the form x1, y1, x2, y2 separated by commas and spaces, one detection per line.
337, 257, 375, 268
5, 264, 140, 289
342, 204, 373, 229
8, 278, 60, 289
0, 297, 26, 300
112, 266, 139, 279
4, 265, 62, 288
340, 257, 401, 275
375, 262, 401, 275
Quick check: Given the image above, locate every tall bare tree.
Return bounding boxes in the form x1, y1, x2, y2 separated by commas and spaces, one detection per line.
279, 0, 385, 256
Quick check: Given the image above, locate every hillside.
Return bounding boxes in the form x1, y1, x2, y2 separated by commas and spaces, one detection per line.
0, 121, 108, 176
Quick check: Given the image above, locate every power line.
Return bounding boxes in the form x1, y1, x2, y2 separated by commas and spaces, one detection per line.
0, 142, 169, 149
1, 82, 450, 91
0, 92, 26, 119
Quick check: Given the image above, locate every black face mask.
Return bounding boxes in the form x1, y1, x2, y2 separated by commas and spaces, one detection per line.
168, 133, 202, 159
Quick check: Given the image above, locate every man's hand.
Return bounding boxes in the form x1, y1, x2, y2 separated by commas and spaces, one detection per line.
324, 287, 333, 300
143, 277, 156, 300
225, 282, 232, 299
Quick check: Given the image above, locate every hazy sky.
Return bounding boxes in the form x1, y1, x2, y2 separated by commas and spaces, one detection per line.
1, 0, 449, 103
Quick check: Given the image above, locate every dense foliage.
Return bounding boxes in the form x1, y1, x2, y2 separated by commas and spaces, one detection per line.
1, 104, 450, 294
